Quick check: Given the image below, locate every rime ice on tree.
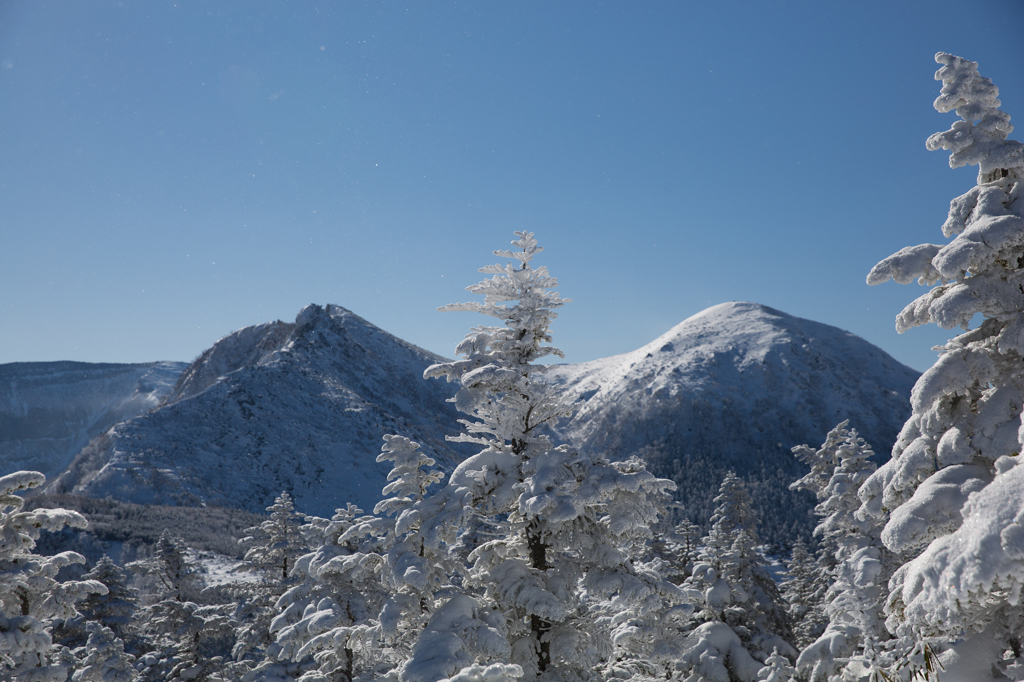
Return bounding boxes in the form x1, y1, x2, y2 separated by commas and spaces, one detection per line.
866, 52, 1024, 681
0, 470, 106, 682
416, 231, 676, 681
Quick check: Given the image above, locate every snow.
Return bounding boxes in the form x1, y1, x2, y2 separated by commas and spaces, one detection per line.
881, 463, 992, 555
48, 304, 473, 517
891, 458, 1024, 634
546, 301, 917, 543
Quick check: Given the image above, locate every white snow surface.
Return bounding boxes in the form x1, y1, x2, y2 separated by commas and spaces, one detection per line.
546, 302, 917, 543
48, 304, 472, 517
892, 457, 1024, 635
0, 361, 186, 477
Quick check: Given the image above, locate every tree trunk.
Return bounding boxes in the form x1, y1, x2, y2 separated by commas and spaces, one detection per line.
527, 519, 551, 673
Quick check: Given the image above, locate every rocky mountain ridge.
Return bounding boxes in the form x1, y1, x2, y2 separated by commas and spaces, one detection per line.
47, 304, 473, 517
6, 302, 917, 546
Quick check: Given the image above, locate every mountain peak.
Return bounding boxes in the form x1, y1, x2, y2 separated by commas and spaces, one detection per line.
547, 301, 917, 545
51, 304, 468, 517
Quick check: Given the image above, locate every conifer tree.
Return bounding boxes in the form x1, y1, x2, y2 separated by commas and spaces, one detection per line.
232, 492, 309, 663
780, 539, 827, 649
71, 623, 139, 682
129, 531, 203, 603
412, 231, 676, 681
80, 556, 138, 646
369, 435, 454, 672
756, 647, 799, 682
791, 424, 888, 682
135, 600, 235, 682
269, 503, 389, 681
680, 472, 792, 682
865, 52, 1024, 680
0, 470, 106, 682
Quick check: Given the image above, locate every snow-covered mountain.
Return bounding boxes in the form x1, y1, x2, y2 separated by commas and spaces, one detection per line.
43, 302, 916, 545
0, 361, 187, 477
48, 304, 471, 517
545, 302, 918, 545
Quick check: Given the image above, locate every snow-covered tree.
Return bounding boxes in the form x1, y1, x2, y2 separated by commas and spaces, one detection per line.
412, 231, 677, 681
647, 515, 701, 587
756, 647, 799, 682
232, 492, 309, 663
865, 52, 1024, 680
134, 600, 235, 682
240, 492, 308, 584
129, 531, 203, 604
268, 503, 389, 682
888, 455, 1024, 681
436, 662, 523, 682
791, 424, 889, 682
680, 472, 792, 682
780, 539, 828, 649
79, 556, 138, 646
367, 435, 457, 673
71, 622, 139, 682
0, 470, 106, 682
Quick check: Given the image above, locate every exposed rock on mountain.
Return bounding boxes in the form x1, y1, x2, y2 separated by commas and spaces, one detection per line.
49, 304, 471, 517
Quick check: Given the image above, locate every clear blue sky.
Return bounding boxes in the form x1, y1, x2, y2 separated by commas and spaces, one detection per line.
1, 1, 1022, 372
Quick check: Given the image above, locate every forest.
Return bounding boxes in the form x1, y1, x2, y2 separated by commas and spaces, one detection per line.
3, 52, 1024, 682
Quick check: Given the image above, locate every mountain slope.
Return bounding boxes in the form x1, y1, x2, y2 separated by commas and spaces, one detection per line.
546, 302, 918, 545
0, 361, 186, 477
50, 304, 470, 517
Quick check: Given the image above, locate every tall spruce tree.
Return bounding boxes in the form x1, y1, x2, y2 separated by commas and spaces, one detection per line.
232, 492, 309, 664
412, 231, 676, 682
780, 539, 828, 650
865, 52, 1024, 680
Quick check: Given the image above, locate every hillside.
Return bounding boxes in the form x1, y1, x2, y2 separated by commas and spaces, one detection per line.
546, 302, 918, 545
0, 361, 186, 477
48, 304, 471, 517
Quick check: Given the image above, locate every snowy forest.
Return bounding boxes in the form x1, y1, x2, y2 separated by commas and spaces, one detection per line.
4, 52, 1024, 682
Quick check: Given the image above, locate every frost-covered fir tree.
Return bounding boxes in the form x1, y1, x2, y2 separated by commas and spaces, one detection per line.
865, 53, 1024, 681
71, 623, 139, 682
129, 531, 203, 604
257, 435, 457, 682
55, 554, 140, 653
0, 470, 107, 682
414, 231, 677, 682
756, 647, 799, 682
232, 492, 309, 663
791, 424, 888, 682
368, 435, 456, 674
134, 600, 235, 682
680, 472, 792, 682
80, 556, 138, 645
780, 539, 828, 650
240, 492, 308, 584
268, 503, 389, 682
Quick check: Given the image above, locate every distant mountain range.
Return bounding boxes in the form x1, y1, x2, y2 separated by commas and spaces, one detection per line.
1, 302, 918, 545
0, 361, 186, 477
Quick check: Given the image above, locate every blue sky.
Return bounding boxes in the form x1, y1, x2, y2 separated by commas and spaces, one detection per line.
1, 1, 1022, 372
